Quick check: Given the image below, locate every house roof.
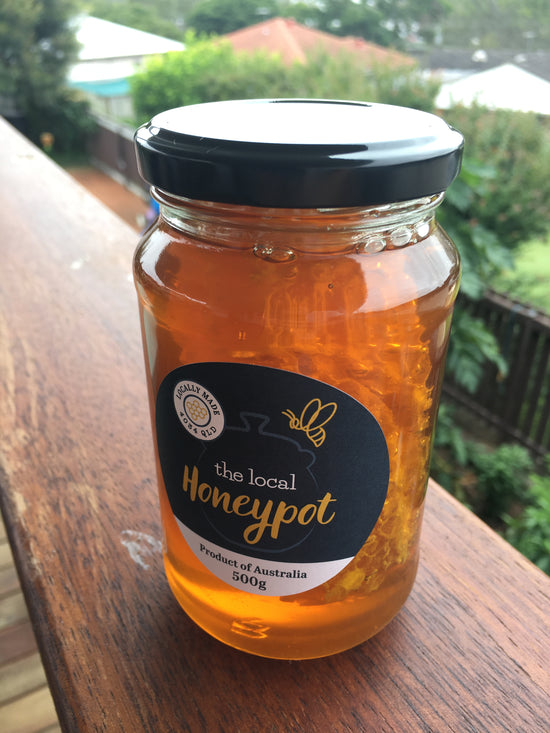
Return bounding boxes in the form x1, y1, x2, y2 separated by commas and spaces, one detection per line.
435, 63, 550, 115
413, 48, 550, 83
72, 15, 183, 62
224, 17, 414, 67
68, 16, 184, 85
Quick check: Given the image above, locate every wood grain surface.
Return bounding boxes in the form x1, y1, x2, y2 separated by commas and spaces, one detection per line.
1, 118, 549, 733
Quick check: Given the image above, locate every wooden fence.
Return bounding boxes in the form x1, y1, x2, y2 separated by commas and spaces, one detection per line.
443, 290, 550, 457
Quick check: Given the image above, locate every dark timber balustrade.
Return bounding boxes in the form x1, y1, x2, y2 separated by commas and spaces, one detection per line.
1, 118, 549, 733
445, 290, 550, 456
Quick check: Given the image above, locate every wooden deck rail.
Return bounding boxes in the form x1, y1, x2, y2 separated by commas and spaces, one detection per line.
1, 118, 549, 732
445, 291, 550, 456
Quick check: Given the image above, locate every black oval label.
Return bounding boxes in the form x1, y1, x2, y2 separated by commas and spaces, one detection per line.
156, 363, 389, 595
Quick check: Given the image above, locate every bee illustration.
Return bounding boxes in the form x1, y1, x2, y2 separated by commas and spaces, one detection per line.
282, 398, 338, 447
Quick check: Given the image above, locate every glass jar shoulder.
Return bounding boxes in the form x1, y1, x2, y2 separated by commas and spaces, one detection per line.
362, 223, 460, 309
134, 219, 459, 314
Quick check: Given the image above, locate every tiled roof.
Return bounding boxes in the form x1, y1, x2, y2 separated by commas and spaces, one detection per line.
224, 17, 414, 67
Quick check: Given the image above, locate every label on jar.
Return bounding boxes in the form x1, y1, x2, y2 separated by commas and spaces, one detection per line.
156, 362, 389, 596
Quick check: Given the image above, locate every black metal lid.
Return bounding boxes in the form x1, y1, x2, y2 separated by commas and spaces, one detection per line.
134, 99, 463, 208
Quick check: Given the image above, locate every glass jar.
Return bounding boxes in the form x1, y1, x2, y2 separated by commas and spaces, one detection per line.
133, 99, 463, 659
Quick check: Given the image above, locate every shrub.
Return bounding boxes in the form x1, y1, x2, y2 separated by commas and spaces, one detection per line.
504, 467, 550, 574
433, 408, 550, 574
439, 157, 511, 392
432, 407, 535, 524
432, 403, 475, 506
131, 34, 291, 122
25, 89, 97, 155
444, 309, 507, 395
442, 105, 550, 250
469, 443, 534, 522
286, 52, 440, 112
438, 108, 550, 388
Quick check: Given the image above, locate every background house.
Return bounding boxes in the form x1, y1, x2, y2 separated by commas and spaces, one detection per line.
68, 15, 184, 120
224, 17, 414, 67
413, 48, 550, 115
435, 63, 550, 115
413, 48, 550, 83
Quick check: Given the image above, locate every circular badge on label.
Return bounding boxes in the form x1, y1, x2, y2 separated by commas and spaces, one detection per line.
173, 380, 225, 441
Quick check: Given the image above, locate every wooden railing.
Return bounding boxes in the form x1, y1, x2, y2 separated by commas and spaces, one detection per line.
444, 290, 550, 456
2, 118, 550, 732
88, 114, 147, 199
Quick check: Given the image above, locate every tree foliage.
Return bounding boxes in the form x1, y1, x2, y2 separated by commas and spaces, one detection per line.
281, 0, 450, 47
84, 0, 550, 50
442, 0, 550, 49
86, 0, 184, 39
0, 0, 95, 150
442, 106, 550, 250
504, 460, 550, 574
438, 158, 510, 392
130, 32, 439, 122
84, 0, 550, 51
131, 35, 290, 121
186, 0, 278, 36
183, 0, 452, 47
1, 0, 79, 111
277, 0, 392, 46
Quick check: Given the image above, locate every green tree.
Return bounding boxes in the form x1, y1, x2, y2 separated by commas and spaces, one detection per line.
86, 0, 184, 39
186, 0, 277, 35
85, 0, 198, 28
278, 0, 451, 48
294, 0, 393, 47
438, 158, 511, 393
442, 0, 550, 49
286, 50, 439, 111
131, 34, 290, 122
442, 106, 550, 254
1, 0, 78, 114
182, 0, 451, 47
0, 0, 94, 150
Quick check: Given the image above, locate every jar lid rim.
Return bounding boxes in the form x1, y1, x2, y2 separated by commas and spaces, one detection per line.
134, 99, 464, 208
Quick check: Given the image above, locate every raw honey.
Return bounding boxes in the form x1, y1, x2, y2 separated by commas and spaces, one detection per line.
133, 99, 463, 658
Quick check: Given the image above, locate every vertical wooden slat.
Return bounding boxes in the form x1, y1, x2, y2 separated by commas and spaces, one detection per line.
534, 378, 550, 448
521, 335, 550, 440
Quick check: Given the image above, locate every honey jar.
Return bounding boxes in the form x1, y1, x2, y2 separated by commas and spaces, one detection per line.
133, 99, 463, 659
